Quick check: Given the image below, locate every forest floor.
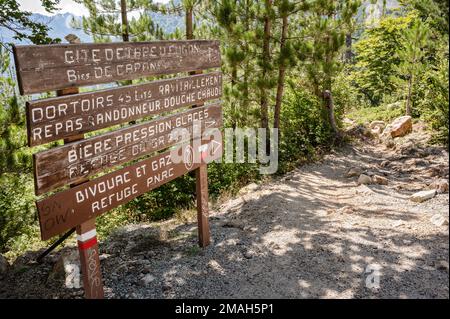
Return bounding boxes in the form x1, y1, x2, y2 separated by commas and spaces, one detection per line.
1, 122, 448, 299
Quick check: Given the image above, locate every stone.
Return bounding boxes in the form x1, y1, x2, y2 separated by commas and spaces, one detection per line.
345, 167, 362, 178
430, 214, 449, 227
435, 260, 449, 273
141, 274, 156, 285
428, 179, 449, 194
382, 116, 413, 138
238, 183, 259, 196
392, 220, 405, 228
380, 160, 390, 168
337, 206, 354, 214
369, 120, 386, 130
48, 249, 81, 288
358, 174, 372, 185
0, 254, 9, 279
409, 190, 436, 203
372, 175, 389, 185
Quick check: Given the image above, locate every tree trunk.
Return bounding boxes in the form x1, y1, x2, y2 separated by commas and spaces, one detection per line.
323, 90, 342, 140
120, 0, 129, 42
345, 33, 352, 63
273, 14, 288, 137
231, 66, 237, 130
260, 0, 272, 131
186, 6, 193, 40
406, 74, 413, 116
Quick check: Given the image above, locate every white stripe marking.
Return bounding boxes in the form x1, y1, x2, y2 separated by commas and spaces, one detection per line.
77, 229, 97, 242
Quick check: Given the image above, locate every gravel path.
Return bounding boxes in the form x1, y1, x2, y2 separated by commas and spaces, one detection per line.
1, 130, 448, 299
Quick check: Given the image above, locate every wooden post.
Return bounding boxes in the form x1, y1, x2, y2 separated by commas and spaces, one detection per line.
186, 7, 211, 248
58, 87, 104, 299
196, 164, 210, 247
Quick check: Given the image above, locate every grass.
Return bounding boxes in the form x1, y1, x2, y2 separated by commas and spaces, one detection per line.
346, 104, 405, 125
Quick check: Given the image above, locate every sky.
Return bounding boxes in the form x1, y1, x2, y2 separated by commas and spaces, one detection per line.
18, 0, 170, 16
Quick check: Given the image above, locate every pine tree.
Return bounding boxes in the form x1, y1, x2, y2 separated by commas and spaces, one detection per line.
296, 0, 361, 139
394, 19, 430, 116
72, 0, 165, 42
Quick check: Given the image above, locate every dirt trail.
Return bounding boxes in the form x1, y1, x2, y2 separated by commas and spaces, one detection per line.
1, 126, 448, 299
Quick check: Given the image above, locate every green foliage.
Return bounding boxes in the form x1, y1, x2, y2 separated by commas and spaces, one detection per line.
278, 81, 333, 171
0, 0, 61, 44
352, 14, 414, 105
0, 174, 36, 253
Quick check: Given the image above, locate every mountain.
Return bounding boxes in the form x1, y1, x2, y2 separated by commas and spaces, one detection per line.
0, 10, 184, 46
0, 13, 92, 45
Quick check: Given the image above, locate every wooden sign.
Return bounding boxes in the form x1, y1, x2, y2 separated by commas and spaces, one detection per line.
37, 138, 222, 241
33, 103, 222, 195
26, 72, 222, 146
14, 38, 222, 299
13, 40, 221, 94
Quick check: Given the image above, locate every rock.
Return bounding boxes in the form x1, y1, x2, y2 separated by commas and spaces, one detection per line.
369, 120, 386, 130
337, 206, 354, 214
345, 167, 362, 178
435, 260, 449, 273
380, 160, 390, 168
358, 174, 372, 185
372, 175, 389, 185
48, 249, 81, 288
428, 179, 449, 194
382, 116, 412, 138
409, 190, 436, 203
0, 254, 9, 279
141, 274, 155, 285
238, 183, 259, 196
392, 220, 405, 228
430, 214, 449, 227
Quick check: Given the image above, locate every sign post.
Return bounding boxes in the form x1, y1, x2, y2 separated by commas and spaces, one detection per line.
13, 40, 222, 298
58, 86, 104, 299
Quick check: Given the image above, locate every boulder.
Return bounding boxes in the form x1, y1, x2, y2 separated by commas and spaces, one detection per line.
382, 116, 413, 138
409, 190, 436, 203
373, 175, 389, 185
345, 167, 362, 178
358, 174, 372, 185
0, 254, 9, 279
48, 249, 81, 288
430, 214, 449, 227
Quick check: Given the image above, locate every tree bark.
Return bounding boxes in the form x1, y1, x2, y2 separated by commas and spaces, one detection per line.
273, 14, 288, 137
186, 6, 193, 40
345, 33, 352, 63
406, 74, 413, 116
323, 90, 342, 140
260, 0, 272, 131
120, 0, 129, 42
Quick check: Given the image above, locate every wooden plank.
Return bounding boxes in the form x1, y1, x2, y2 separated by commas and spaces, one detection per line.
26, 72, 222, 146
13, 40, 221, 94
33, 103, 222, 195
36, 137, 223, 241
